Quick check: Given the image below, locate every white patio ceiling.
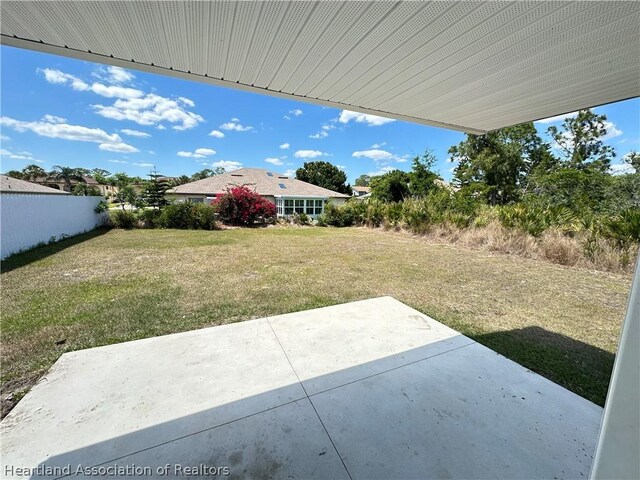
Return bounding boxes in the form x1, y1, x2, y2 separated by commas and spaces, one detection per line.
1, 1, 638, 134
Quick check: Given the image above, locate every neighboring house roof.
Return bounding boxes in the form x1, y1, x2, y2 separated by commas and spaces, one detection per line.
353, 186, 371, 193
0, 175, 70, 194
32, 175, 101, 185
169, 168, 350, 198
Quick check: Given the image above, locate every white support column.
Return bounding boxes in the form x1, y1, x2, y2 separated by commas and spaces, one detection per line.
590, 252, 640, 479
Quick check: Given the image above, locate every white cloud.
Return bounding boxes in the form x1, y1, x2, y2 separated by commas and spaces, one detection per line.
609, 163, 635, 175
105, 66, 134, 84
178, 148, 216, 159
338, 110, 395, 126
231, 118, 239, 122
178, 96, 195, 107
371, 142, 386, 148
90, 83, 144, 99
0, 116, 138, 153
132, 162, 154, 168
285, 109, 303, 120
212, 160, 242, 171
294, 150, 326, 159
367, 166, 395, 176
283, 115, 291, 120
309, 130, 328, 139
0, 148, 34, 160
195, 148, 216, 156
535, 111, 578, 124
219, 120, 253, 132
121, 128, 151, 138
157, 125, 166, 130
209, 130, 225, 138
148, 150, 156, 155
41, 68, 143, 99
40, 68, 203, 130
108, 159, 128, 164
99, 142, 138, 153
352, 149, 398, 161
280, 143, 290, 149
265, 157, 284, 166
336, 164, 347, 171
0, 134, 10, 141
41, 68, 89, 91
42, 114, 66, 124
95, 94, 203, 130
283, 169, 296, 177
601, 121, 623, 141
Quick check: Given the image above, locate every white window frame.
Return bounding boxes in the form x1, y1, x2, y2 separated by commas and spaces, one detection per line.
275, 196, 326, 218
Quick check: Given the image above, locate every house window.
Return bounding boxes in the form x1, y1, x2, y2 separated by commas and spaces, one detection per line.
284, 199, 294, 215
277, 198, 325, 217
188, 197, 204, 203
305, 200, 315, 215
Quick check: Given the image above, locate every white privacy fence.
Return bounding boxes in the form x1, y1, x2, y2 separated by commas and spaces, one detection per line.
0, 194, 106, 259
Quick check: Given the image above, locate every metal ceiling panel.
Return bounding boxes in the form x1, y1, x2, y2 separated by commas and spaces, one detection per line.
1, 1, 638, 133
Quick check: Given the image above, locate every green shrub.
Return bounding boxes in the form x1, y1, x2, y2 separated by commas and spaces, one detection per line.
137, 208, 163, 228
94, 200, 109, 214
603, 208, 640, 247
364, 199, 386, 227
158, 202, 217, 230
402, 198, 431, 234
292, 212, 311, 225
498, 204, 579, 237
319, 201, 356, 227
383, 202, 403, 229
109, 210, 138, 229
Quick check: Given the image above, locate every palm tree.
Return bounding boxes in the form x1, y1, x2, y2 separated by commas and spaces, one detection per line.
50, 166, 87, 192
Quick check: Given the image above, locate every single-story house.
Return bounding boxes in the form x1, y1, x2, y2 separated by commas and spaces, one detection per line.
32, 175, 117, 197
0, 175, 70, 195
167, 168, 349, 219
352, 186, 371, 197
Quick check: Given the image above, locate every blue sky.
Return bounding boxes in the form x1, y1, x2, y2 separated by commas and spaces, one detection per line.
1, 45, 638, 182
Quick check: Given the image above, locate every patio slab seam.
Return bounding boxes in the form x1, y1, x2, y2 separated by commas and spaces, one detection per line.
51, 397, 305, 480
266, 317, 354, 480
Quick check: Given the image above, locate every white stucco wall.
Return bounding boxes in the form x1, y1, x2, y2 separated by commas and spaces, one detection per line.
0, 194, 106, 259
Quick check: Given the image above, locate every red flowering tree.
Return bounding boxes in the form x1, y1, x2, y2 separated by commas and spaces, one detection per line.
213, 185, 277, 225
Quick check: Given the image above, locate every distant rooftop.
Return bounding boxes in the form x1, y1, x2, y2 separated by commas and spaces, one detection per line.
0, 175, 69, 195
169, 168, 349, 198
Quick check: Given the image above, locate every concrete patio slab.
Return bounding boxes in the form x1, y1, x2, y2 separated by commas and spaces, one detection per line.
0, 297, 603, 479
269, 296, 474, 395
110, 399, 350, 480
1, 319, 306, 477
311, 342, 601, 479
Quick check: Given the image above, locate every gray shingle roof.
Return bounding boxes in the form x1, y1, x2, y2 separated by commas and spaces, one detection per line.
0, 175, 70, 194
170, 168, 349, 198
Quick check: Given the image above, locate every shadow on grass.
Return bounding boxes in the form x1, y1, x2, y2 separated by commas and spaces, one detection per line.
1, 228, 110, 274
474, 326, 616, 406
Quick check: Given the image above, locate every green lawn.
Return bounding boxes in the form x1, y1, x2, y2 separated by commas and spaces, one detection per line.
0, 226, 632, 415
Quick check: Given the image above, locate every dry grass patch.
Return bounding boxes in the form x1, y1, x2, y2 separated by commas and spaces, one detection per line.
1, 227, 632, 416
